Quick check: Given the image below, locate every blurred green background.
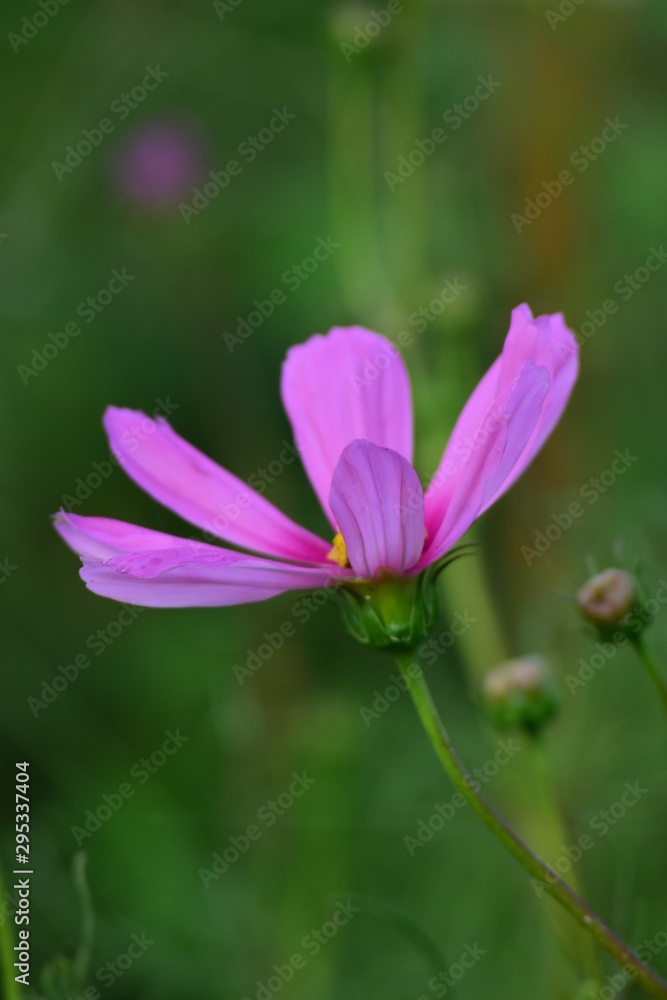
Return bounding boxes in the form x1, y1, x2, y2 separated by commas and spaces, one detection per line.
2, 1, 667, 998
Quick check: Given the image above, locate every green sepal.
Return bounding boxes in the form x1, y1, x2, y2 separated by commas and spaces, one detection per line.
330, 546, 474, 652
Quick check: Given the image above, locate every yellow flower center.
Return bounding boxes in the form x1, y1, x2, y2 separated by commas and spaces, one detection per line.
327, 531, 350, 568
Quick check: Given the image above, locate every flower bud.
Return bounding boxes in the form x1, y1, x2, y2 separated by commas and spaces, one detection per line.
577, 568, 639, 633
481, 656, 559, 733
328, 3, 400, 56
328, 4, 369, 45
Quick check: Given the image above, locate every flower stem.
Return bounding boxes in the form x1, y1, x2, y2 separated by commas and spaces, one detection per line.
526, 735, 601, 988
394, 652, 667, 1000
631, 637, 667, 717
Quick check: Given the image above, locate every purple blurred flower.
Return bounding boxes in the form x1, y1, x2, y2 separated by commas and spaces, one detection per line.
111, 120, 205, 207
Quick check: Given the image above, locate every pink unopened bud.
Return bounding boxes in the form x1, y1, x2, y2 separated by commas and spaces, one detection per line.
577, 568, 637, 629
481, 656, 558, 732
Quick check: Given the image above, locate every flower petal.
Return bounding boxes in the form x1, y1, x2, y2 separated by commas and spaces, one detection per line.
54, 510, 192, 561
103, 407, 330, 563
420, 363, 550, 566
485, 306, 578, 507
55, 512, 345, 608
281, 327, 414, 527
329, 439, 424, 579
424, 305, 578, 538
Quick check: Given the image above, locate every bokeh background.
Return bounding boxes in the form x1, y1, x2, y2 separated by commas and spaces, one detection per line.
2, 1, 667, 998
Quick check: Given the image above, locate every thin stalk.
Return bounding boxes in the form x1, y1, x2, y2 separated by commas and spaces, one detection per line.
72, 851, 95, 986
394, 652, 667, 1000
528, 736, 601, 988
632, 637, 667, 717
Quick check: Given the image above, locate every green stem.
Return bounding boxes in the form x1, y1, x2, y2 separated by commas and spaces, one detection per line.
72, 851, 95, 987
632, 637, 667, 717
0, 863, 19, 1000
528, 736, 601, 988
394, 652, 667, 1000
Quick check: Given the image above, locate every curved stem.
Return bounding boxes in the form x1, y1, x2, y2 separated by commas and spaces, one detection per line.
632, 637, 667, 717
394, 652, 667, 1000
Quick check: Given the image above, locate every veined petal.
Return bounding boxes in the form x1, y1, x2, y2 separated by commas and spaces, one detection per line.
487, 306, 578, 506
55, 512, 346, 608
80, 554, 341, 608
54, 511, 193, 561
103, 407, 330, 563
329, 439, 425, 579
420, 364, 550, 566
281, 327, 414, 527
424, 305, 578, 538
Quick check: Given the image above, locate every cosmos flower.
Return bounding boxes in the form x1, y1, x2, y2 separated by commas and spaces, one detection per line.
111, 119, 205, 207
55, 305, 578, 612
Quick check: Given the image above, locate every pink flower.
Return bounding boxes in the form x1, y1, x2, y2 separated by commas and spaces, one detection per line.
55, 305, 578, 609
111, 120, 205, 207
